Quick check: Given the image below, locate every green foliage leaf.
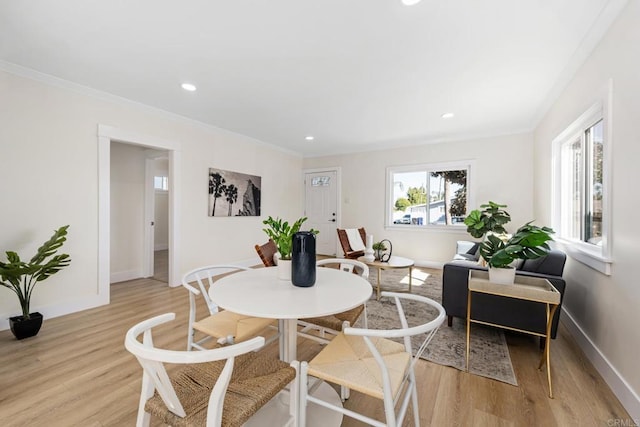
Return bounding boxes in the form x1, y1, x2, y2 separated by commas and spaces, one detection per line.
262, 216, 318, 260
477, 218, 555, 268
0, 226, 71, 317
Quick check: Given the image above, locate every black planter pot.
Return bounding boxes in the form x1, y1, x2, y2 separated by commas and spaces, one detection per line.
291, 231, 316, 287
9, 312, 43, 340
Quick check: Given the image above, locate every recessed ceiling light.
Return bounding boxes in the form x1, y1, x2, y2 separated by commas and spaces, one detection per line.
305, 136, 315, 141
181, 83, 197, 92
402, 0, 422, 5
441, 112, 455, 119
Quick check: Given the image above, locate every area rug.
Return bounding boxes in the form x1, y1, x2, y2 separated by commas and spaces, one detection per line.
360, 267, 518, 386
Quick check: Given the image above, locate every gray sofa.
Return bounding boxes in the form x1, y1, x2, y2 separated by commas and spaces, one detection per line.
442, 244, 567, 339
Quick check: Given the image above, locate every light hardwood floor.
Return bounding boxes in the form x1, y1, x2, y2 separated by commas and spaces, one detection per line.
0, 269, 631, 426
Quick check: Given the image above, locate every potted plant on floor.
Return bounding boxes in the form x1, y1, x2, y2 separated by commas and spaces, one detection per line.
262, 217, 317, 280
0, 225, 71, 339
464, 203, 554, 284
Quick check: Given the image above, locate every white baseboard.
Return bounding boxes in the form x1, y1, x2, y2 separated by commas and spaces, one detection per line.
154, 243, 168, 251
561, 307, 640, 421
0, 293, 109, 332
110, 269, 143, 284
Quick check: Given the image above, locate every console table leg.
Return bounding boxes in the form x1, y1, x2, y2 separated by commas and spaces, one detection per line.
539, 304, 558, 398
466, 290, 472, 372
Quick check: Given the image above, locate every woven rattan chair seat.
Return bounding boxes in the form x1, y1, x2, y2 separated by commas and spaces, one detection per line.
307, 332, 410, 400
145, 352, 295, 427
301, 305, 365, 332
193, 311, 276, 344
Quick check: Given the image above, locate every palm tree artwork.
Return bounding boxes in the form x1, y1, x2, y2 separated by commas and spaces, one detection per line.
225, 184, 238, 216
209, 172, 226, 216
208, 168, 262, 217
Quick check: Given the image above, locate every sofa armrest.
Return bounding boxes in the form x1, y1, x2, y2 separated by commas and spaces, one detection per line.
456, 241, 476, 254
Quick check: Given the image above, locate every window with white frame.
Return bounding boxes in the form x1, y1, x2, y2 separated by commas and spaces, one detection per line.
553, 99, 611, 274
387, 161, 472, 228
154, 176, 168, 191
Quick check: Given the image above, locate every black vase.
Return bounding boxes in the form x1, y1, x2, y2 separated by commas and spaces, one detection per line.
291, 231, 316, 287
9, 312, 43, 340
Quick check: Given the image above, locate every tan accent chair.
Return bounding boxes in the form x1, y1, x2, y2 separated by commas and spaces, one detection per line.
337, 228, 367, 259
300, 292, 445, 427
125, 313, 298, 427
182, 265, 277, 350
255, 239, 278, 267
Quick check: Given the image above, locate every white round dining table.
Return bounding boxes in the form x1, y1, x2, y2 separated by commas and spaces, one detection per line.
210, 266, 372, 362
210, 266, 372, 427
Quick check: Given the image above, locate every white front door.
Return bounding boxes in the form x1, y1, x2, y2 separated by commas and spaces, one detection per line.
304, 170, 338, 255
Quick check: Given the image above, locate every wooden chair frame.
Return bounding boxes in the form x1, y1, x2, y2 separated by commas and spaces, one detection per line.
255, 239, 278, 267
337, 228, 367, 259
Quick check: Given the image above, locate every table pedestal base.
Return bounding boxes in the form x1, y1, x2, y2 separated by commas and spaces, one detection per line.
246, 382, 343, 427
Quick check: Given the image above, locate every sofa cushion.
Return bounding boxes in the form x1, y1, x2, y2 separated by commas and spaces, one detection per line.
520, 250, 566, 276
454, 242, 480, 261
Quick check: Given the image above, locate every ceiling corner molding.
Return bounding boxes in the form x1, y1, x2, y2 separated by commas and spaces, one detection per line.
0, 60, 301, 158
530, 0, 629, 129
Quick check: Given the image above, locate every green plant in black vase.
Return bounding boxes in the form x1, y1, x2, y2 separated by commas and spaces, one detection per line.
0, 225, 71, 339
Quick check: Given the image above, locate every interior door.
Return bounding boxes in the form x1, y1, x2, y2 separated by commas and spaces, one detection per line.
305, 170, 338, 255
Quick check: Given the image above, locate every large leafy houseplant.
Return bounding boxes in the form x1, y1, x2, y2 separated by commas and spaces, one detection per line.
463, 201, 511, 238
0, 225, 71, 338
262, 216, 318, 260
464, 202, 554, 283
479, 222, 554, 268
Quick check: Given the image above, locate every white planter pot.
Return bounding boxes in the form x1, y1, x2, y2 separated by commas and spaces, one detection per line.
277, 259, 292, 281
488, 267, 516, 285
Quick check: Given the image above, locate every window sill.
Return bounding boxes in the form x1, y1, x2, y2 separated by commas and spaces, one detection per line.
385, 224, 469, 233
555, 239, 612, 275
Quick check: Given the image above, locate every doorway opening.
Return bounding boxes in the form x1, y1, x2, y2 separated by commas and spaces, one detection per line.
98, 125, 181, 305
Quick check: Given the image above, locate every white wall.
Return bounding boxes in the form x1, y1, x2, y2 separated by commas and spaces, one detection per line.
153, 158, 169, 251
303, 133, 534, 265
533, 1, 640, 418
0, 68, 303, 329
110, 142, 146, 282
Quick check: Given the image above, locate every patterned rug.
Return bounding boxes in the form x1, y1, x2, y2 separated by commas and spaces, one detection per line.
360, 266, 518, 386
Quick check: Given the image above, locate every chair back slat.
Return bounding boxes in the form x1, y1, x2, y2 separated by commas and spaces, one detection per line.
255, 239, 278, 267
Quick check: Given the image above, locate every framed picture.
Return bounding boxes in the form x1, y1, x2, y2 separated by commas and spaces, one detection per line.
208, 168, 261, 217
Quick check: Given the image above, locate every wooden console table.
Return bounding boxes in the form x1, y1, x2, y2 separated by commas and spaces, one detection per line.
465, 270, 560, 398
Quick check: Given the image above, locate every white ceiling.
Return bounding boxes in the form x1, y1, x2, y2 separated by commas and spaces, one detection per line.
0, 0, 626, 157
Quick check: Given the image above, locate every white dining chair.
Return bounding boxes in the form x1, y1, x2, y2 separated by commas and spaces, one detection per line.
125, 312, 299, 427
299, 292, 445, 427
297, 258, 370, 345
182, 264, 278, 350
